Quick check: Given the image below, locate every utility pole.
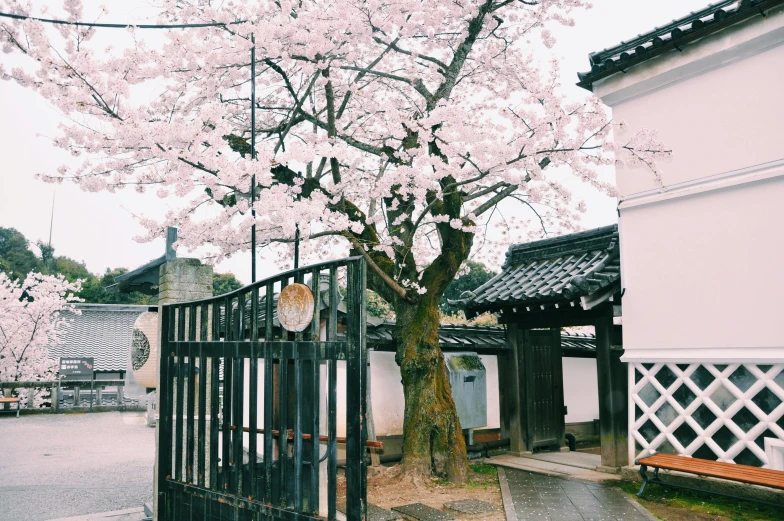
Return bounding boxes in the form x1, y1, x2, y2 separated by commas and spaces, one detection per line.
251, 33, 257, 283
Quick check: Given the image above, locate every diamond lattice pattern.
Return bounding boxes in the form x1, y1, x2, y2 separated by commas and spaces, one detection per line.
632, 363, 784, 468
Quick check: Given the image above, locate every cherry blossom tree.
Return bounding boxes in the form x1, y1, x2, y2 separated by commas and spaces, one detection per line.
0, 0, 668, 479
0, 272, 81, 407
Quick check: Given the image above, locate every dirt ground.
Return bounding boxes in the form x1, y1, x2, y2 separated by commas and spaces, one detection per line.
338, 464, 505, 520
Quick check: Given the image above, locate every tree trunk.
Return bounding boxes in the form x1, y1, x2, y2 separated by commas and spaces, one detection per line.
394, 299, 468, 482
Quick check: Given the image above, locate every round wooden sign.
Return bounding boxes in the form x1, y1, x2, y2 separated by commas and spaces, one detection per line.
277, 283, 315, 332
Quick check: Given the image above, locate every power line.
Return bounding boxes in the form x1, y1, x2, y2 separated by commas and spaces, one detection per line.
0, 11, 246, 29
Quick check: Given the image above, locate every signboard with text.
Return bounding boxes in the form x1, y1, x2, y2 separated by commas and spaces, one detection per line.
59, 357, 94, 380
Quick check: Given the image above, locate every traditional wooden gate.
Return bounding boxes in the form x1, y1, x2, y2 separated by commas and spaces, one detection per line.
523, 329, 565, 451
157, 257, 367, 521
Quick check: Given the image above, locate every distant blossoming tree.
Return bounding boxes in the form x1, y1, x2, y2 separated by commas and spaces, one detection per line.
0, 0, 668, 479
0, 272, 81, 407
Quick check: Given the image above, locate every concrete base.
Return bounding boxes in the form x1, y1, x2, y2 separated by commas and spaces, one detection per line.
621, 465, 784, 506
595, 465, 622, 474
486, 454, 620, 482
506, 451, 533, 457
46, 507, 149, 521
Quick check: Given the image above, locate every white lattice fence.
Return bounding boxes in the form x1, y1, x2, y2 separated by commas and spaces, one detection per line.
631, 362, 784, 467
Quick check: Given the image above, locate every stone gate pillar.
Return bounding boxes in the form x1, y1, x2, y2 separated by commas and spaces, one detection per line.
154, 257, 213, 521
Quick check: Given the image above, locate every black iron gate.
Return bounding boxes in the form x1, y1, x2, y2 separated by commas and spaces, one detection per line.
157, 257, 367, 521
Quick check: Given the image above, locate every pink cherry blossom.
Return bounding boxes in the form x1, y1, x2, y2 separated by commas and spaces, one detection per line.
0, 272, 82, 407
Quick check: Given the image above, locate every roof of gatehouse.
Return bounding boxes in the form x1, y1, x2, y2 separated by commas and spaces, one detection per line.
461, 225, 620, 315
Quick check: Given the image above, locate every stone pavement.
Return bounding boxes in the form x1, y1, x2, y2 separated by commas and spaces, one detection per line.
499, 467, 657, 521
0, 411, 154, 521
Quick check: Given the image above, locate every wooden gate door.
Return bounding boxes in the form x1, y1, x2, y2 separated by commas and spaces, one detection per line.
523, 329, 565, 451
157, 257, 367, 521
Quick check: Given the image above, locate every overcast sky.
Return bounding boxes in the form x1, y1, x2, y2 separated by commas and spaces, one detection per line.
0, 0, 709, 284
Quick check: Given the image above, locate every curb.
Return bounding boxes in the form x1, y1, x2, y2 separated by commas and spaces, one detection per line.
496, 467, 517, 521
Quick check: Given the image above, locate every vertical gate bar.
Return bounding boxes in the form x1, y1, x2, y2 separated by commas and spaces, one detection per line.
249, 286, 259, 499
232, 291, 246, 496
175, 306, 186, 483
328, 265, 338, 521
186, 306, 197, 484
186, 342, 196, 484
222, 296, 233, 492
293, 355, 303, 511
263, 282, 274, 505
328, 266, 338, 342
157, 306, 173, 520
210, 301, 220, 490
198, 303, 208, 486
327, 358, 337, 521
310, 267, 321, 512
278, 345, 289, 507
292, 270, 303, 509
345, 260, 367, 521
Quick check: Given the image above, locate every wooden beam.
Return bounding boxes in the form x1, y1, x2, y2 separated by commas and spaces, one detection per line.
500, 304, 613, 328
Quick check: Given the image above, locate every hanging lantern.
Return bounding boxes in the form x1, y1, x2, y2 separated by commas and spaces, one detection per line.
131, 312, 159, 388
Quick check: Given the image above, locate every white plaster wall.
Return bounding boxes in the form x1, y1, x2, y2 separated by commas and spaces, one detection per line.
610, 40, 784, 197
563, 357, 599, 423
241, 352, 594, 439
592, 14, 784, 361
619, 176, 784, 359
242, 352, 510, 442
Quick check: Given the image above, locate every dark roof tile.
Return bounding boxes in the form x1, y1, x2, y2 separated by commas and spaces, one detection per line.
577, 0, 784, 91
49, 304, 150, 372
464, 225, 620, 312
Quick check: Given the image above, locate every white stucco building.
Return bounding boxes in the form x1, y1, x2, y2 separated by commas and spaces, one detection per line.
578, 0, 784, 468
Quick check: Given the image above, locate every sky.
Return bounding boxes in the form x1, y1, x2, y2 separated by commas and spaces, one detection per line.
0, 0, 710, 284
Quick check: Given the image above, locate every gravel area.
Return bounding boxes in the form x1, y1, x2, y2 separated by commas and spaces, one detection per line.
0, 411, 154, 521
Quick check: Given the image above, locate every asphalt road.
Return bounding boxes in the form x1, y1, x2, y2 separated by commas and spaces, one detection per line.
0, 411, 154, 521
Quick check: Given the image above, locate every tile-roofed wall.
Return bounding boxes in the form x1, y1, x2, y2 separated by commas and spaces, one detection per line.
464, 225, 620, 312
367, 323, 509, 351
49, 304, 150, 372
576, 0, 784, 91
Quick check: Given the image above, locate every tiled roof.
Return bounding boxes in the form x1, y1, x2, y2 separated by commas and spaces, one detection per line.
576, 0, 784, 91
368, 324, 595, 355
463, 225, 620, 313
366, 323, 508, 351
49, 304, 151, 372
560, 332, 598, 355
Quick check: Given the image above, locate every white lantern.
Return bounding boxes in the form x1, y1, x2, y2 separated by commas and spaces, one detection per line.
131, 312, 159, 388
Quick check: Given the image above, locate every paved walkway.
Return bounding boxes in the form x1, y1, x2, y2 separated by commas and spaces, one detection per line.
0, 412, 154, 521
499, 467, 656, 521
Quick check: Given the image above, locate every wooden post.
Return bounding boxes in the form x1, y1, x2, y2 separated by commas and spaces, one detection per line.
74, 385, 81, 407
498, 322, 526, 455
595, 316, 629, 470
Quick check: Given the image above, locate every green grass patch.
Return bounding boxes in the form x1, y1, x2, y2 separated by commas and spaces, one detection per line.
470, 463, 497, 475
427, 463, 498, 489
618, 480, 784, 521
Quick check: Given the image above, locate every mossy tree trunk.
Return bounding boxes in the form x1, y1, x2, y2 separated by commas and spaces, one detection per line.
394, 298, 468, 482
352, 179, 474, 481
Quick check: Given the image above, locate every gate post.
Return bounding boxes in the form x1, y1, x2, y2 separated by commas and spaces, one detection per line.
595, 316, 629, 471
498, 322, 526, 455
344, 259, 367, 521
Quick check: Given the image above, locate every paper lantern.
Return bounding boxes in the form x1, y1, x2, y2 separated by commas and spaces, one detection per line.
131, 312, 159, 388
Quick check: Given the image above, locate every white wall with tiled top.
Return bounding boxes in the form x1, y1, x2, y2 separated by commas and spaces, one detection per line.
592, 4, 784, 466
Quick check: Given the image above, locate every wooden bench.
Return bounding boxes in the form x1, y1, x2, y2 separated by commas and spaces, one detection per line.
637, 452, 784, 505
0, 396, 20, 417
